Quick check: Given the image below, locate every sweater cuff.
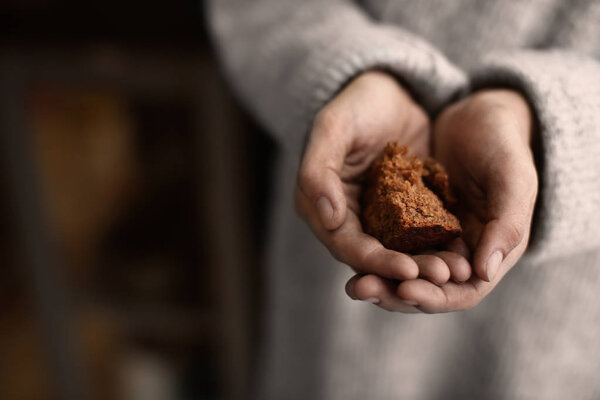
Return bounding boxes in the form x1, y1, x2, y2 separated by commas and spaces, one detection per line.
293, 27, 467, 119
470, 50, 600, 262
272, 10, 467, 157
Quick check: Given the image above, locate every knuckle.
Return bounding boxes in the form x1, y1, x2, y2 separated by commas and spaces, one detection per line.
356, 247, 375, 271
329, 235, 353, 266
355, 246, 383, 274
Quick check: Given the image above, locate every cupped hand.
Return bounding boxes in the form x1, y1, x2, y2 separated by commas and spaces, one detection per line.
347, 89, 539, 313
296, 71, 472, 308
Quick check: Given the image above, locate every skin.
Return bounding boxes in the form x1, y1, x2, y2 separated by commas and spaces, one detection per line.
296, 71, 538, 313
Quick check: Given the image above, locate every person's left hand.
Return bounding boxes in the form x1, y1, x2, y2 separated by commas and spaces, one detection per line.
346, 89, 539, 312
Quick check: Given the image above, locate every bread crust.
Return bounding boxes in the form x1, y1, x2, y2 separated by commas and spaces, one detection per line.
361, 143, 461, 253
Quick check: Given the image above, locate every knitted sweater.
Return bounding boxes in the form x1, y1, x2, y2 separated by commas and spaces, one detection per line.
208, 1, 600, 399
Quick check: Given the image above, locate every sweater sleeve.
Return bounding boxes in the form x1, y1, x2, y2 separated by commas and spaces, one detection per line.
470, 50, 600, 263
206, 0, 466, 157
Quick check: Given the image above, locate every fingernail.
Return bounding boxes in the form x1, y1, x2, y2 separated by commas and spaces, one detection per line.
402, 299, 419, 307
452, 278, 465, 284
364, 297, 380, 304
485, 250, 503, 282
315, 196, 334, 227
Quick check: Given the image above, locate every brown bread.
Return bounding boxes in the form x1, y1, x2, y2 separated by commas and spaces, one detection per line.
361, 143, 461, 253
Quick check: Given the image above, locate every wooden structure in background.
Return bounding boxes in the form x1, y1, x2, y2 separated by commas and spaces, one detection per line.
0, 44, 257, 400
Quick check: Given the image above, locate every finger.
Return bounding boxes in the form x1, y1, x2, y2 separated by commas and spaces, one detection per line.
297, 112, 349, 230
412, 255, 450, 285
474, 163, 537, 282
434, 251, 471, 283
344, 274, 362, 299
296, 188, 419, 281
347, 274, 421, 313
397, 278, 487, 313
396, 238, 526, 313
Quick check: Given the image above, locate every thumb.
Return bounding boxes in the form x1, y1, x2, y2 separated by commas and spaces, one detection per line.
296, 114, 348, 231
473, 165, 537, 282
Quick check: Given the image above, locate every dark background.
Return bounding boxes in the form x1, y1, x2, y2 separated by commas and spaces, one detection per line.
0, 1, 274, 399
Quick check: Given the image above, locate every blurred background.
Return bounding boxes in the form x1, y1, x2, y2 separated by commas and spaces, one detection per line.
0, 1, 274, 399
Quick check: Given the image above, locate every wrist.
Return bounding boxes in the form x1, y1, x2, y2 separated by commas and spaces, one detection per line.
350, 70, 415, 104
314, 69, 423, 143
470, 89, 533, 143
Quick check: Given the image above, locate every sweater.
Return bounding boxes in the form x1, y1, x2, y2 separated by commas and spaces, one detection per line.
208, 1, 600, 399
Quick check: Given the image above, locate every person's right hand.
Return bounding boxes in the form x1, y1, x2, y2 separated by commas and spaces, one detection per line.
295, 71, 472, 311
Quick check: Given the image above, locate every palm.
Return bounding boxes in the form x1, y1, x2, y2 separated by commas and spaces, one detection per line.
339, 100, 430, 218
431, 93, 534, 258
433, 129, 491, 254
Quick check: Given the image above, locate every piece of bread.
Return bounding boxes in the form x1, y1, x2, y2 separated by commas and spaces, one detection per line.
361, 143, 461, 253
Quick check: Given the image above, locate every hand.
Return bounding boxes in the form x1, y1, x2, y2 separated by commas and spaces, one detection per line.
346, 89, 538, 312
296, 71, 471, 311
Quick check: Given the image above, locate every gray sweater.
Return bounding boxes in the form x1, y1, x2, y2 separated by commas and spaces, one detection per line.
208, 1, 600, 399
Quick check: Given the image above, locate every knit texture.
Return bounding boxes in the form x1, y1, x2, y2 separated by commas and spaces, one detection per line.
208, 0, 466, 159
208, 0, 600, 399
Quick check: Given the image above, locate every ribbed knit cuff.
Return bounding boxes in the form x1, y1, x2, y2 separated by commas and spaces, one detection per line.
290, 25, 467, 119
470, 50, 600, 262
281, 15, 467, 156
210, 1, 467, 159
